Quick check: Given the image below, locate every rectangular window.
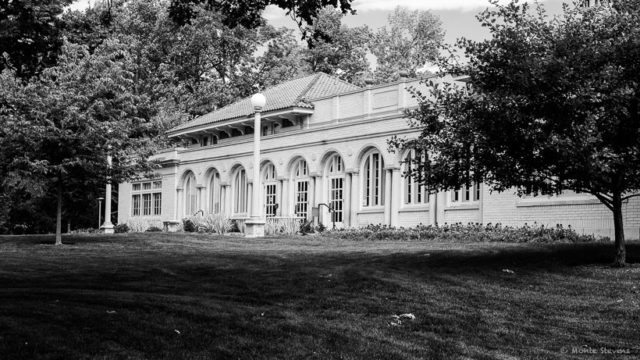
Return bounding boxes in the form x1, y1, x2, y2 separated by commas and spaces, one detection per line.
143, 193, 152, 215
450, 182, 481, 205
295, 180, 309, 218
132, 180, 162, 216
153, 193, 162, 215
265, 184, 277, 217
132, 194, 140, 216
330, 177, 344, 223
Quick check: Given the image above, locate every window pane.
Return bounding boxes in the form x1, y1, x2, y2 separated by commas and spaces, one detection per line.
143, 194, 151, 215
132, 195, 140, 216
143, 182, 151, 190
153, 181, 162, 189
153, 193, 162, 215
132, 183, 141, 191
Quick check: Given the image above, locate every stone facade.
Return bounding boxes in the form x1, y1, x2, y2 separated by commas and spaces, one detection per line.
117, 75, 640, 239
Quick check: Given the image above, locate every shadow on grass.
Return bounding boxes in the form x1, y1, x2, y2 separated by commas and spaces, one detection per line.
0, 235, 638, 360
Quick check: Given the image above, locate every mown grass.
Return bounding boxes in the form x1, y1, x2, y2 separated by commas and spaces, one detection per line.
0, 233, 638, 359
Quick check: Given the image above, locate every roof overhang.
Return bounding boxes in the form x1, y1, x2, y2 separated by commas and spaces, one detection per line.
167, 106, 314, 139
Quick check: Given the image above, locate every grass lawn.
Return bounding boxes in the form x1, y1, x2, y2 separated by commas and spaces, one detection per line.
0, 234, 638, 360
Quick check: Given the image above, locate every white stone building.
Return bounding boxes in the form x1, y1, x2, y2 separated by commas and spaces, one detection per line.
117, 73, 639, 238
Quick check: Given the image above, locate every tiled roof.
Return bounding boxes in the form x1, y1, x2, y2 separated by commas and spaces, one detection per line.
169, 73, 360, 134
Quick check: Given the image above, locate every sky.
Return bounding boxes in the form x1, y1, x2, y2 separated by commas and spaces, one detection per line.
70, 0, 570, 45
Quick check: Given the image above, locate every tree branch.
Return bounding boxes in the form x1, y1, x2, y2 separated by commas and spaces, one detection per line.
621, 193, 640, 202
592, 192, 614, 211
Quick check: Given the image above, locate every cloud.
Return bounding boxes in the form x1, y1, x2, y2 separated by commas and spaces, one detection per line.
351, 0, 546, 12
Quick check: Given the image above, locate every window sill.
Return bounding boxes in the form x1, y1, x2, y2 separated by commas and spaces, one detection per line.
516, 198, 600, 207
399, 206, 430, 212
445, 204, 480, 211
357, 208, 384, 214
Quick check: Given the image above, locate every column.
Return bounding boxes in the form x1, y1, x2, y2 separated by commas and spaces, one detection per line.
247, 182, 253, 216
383, 169, 392, 226
390, 168, 401, 227
308, 175, 316, 223
197, 185, 205, 213
344, 172, 352, 226
350, 172, 359, 227
101, 154, 114, 233
314, 175, 325, 225
223, 185, 231, 216
281, 179, 289, 216
176, 188, 183, 219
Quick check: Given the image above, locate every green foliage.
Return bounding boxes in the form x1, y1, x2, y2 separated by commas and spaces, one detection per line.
181, 214, 231, 234
324, 223, 602, 243
265, 217, 302, 236
0, 0, 73, 78
301, 7, 371, 85
114, 223, 130, 233
126, 218, 162, 233
391, 0, 640, 265
369, 6, 444, 83
182, 217, 197, 233
145, 226, 163, 232
168, 0, 355, 35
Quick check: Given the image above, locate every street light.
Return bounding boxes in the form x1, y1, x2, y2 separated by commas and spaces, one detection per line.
98, 197, 104, 229
101, 131, 115, 234
245, 93, 266, 237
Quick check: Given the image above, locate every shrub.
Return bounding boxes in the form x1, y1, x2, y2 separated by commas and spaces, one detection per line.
126, 219, 163, 233
300, 220, 314, 235
145, 226, 163, 232
201, 214, 232, 234
182, 214, 232, 234
182, 218, 197, 232
114, 223, 129, 233
265, 217, 303, 236
321, 222, 602, 243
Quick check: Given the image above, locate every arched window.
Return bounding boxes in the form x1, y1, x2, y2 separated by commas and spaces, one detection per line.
184, 172, 197, 216
404, 149, 428, 205
292, 159, 310, 219
326, 154, 344, 223
208, 170, 221, 214
233, 168, 248, 214
362, 150, 384, 207
262, 163, 278, 217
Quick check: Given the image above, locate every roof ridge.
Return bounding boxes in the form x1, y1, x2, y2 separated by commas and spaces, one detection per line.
320, 72, 362, 91
295, 73, 322, 103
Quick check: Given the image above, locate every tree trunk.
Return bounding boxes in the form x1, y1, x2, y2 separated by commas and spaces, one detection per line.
612, 194, 626, 267
55, 183, 62, 246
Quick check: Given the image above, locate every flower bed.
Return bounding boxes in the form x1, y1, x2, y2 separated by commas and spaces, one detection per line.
322, 223, 605, 243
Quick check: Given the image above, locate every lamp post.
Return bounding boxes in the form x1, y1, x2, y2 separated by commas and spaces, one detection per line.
101, 143, 115, 234
245, 93, 266, 237
98, 197, 104, 229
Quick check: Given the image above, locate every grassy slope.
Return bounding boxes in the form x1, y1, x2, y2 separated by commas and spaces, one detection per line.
0, 234, 638, 360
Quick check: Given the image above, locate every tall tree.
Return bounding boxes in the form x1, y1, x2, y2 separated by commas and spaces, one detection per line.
0, 0, 73, 78
167, 0, 355, 34
370, 6, 444, 83
391, 0, 640, 266
0, 40, 160, 243
302, 7, 370, 85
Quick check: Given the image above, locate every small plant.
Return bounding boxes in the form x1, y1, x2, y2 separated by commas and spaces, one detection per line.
182, 218, 197, 233
320, 222, 602, 243
114, 223, 129, 233
145, 226, 163, 232
299, 220, 314, 235
316, 223, 326, 233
